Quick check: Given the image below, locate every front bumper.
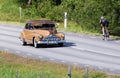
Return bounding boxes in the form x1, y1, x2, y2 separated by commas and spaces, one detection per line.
37, 40, 65, 45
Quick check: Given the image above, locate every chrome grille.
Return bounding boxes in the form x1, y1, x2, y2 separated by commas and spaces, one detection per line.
42, 35, 60, 41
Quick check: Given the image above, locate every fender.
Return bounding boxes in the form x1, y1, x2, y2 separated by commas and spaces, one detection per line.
20, 32, 26, 40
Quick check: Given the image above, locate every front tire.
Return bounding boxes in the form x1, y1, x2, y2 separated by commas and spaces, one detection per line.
21, 40, 27, 46
33, 39, 39, 48
58, 43, 63, 47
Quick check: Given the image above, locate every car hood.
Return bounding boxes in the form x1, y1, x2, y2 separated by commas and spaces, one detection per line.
32, 29, 56, 37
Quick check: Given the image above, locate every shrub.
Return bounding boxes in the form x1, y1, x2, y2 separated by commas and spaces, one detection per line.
111, 27, 120, 36
47, 6, 64, 22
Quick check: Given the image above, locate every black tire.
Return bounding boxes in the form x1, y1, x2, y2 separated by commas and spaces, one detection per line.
58, 43, 63, 47
21, 40, 27, 46
33, 39, 39, 48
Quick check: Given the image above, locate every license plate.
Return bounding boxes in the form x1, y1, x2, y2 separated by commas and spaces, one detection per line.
48, 41, 57, 44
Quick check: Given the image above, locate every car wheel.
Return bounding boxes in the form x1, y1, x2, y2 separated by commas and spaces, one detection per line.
21, 40, 27, 46
58, 43, 63, 47
34, 39, 39, 48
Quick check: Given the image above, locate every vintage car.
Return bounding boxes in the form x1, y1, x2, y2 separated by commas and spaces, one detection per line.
20, 20, 65, 48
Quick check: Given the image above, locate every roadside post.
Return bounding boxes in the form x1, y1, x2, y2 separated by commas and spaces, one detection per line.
40, 72, 44, 78
85, 65, 89, 78
68, 64, 72, 78
64, 12, 67, 29
19, 7, 22, 22
16, 71, 19, 78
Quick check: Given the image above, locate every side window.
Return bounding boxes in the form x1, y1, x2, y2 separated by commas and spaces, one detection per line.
25, 23, 29, 29
29, 25, 33, 30
25, 23, 33, 30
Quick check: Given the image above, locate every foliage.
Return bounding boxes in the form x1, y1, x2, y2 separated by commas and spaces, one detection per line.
47, 6, 64, 22
0, 0, 120, 36
62, 0, 120, 34
0, 0, 19, 21
112, 27, 120, 36
0, 52, 120, 78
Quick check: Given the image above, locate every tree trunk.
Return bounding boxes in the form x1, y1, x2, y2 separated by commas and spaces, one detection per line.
28, 0, 32, 5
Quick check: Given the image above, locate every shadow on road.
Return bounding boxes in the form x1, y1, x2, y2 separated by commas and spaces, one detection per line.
24, 41, 76, 48
105, 38, 120, 42
64, 41, 76, 47
39, 41, 76, 48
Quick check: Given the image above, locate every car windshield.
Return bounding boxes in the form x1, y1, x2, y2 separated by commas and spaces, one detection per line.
34, 24, 55, 30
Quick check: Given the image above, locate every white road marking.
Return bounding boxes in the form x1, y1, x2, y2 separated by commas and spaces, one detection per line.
49, 58, 55, 61
72, 46, 120, 57
109, 69, 115, 72
4, 48, 8, 51
39, 56, 43, 58
85, 65, 90, 68
91, 37, 96, 39
22, 55, 28, 58
15, 51, 20, 54
72, 46, 95, 52
78, 35, 84, 37
72, 46, 85, 51
26, 53, 32, 56
72, 46, 98, 53
73, 63, 78, 65
61, 60, 66, 63
115, 41, 120, 43
98, 66, 104, 70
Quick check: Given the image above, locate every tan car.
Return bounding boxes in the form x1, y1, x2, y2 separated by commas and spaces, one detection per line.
20, 20, 65, 48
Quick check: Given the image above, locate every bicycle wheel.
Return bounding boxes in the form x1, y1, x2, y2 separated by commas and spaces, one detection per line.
104, 27, 109, 40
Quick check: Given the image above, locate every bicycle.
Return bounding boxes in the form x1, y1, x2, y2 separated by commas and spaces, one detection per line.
100, 17, 109, 40
103, 26, 109, 40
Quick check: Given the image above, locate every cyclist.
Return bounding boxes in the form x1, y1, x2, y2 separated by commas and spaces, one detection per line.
100, 16, 109, 40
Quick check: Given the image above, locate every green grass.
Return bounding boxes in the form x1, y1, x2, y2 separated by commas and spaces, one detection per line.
57, 21, 101, 36
0, 0, 20, 22
0, 0, 120, 40
0, 51, 120, 78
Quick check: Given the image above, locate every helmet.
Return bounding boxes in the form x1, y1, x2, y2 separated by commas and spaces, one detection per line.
101, 16, 104, 19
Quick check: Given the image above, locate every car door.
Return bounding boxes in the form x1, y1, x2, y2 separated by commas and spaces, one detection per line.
24, 23, 33, 44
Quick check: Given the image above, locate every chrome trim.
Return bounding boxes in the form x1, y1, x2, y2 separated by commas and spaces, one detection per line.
37, 40, 65, 44
42, 35, 60, 41
37, 35, 65, 44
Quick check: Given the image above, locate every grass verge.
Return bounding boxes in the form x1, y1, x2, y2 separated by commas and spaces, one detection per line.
0, 51, 120, 78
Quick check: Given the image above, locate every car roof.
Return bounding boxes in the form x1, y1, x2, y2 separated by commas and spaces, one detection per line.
27, 20, 55, 26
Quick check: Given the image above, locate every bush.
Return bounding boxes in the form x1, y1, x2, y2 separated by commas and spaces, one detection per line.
111, 27, 120, 36
0, 0, 120, 36
47, 6, 64, 22
0, 0, 19, 21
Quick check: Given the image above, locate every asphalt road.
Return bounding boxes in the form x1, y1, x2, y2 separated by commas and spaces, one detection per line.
0, 24, 120, 75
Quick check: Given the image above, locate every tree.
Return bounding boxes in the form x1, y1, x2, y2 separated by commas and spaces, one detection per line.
28, 0, 32, 5
16, 0, 120, 35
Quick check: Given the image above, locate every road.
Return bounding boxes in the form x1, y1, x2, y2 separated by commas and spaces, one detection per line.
0, 24, 120, 75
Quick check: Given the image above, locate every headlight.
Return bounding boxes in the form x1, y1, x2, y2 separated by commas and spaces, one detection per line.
38, 34, 43, 39
61, 34, 65, 38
